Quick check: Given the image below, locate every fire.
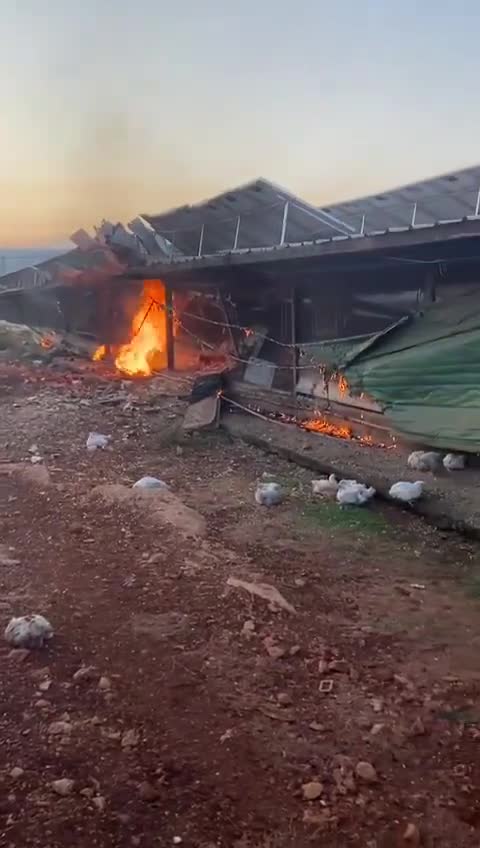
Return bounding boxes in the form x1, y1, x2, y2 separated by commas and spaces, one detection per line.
40, 335, 54, 350
300, 417, 353, 440
92, 280, 167, 377
92, 344, 107, 361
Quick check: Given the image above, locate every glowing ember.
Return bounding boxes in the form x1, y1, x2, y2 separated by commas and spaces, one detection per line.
92, 344, 107, 361
92, 280, 167, 377
40, 335, 54, 350
300, 417, 353, 439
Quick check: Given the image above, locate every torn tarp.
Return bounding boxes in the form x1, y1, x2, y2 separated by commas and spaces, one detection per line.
340, 291, 480, 451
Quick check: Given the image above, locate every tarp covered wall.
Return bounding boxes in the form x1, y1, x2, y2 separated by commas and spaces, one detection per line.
341, 290, 480, 451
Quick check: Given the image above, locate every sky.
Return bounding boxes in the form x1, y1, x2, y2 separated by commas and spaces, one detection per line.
1, 0, 480, 247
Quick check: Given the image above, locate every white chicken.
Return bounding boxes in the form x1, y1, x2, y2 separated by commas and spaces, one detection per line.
407, 451, 442, 472
311, 475, 339, 496
443, 453, 466, 471
132, 476, 169, 490
389, 481, 424, 503
5, 614, 53, 649
336, 481, 376, 506
255, 482, 283, 506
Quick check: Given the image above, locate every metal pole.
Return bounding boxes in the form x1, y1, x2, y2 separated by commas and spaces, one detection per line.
360, 214, 365, 236
280, 201, 289, 245
411, 203, 417, 227
233, 216, 241, 250
475, 188, 480, 217
197, 224, 205, 257
290, 285, 297, 399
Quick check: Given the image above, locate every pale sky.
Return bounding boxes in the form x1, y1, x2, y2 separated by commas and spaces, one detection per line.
1, 0, 479, 246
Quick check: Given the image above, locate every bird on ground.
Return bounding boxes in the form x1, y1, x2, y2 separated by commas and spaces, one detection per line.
389, 481, 424, 503
443, 453, 466, 471
5, 615, 53, 649
336, 481, 376, 506
407, 451, 442, 472
311, 475, 339, 496
255, 482, 283, 506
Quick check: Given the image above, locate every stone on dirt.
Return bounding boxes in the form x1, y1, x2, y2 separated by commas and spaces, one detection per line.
226, 576, 297, 614
355, 761, 378, 784
52, 778, 75, 797
73, 665, 97, 682
403, 822, 421, 845
302, 781, 324, 801
138, 781, 159, 802
10, 767, 24, 780
49, 721, 72, 736
121, 728, 140, 749
98, 676, 112, 691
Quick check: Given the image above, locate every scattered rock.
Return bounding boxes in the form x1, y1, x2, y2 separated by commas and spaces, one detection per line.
80, 787, 94, 799
52, 778, 75, 797
355, 761, 378, 784
132, 612, 188, 641
8, 649, 30, 663
121, 729, 140, 749
294, 578, 306, 588
403, 822, 421, 845
49, 721, 72, 736
92, 795, 106, 812
241, 619, 256, 638
73, 665, 97, 683
409, 717, 426, 737
39, 679, 51, 692
138, 781, 159, 802
371, 698, 383, 713
263, 636, 286, 660
370, 723, 385, 737
173, 838, 183, 845
10, 767, 24, 780
226, 576, 297, 615
98, 676, 112, 691
309, 722, 325, 732
277, 692, 292, 706
302, 781, 323, 801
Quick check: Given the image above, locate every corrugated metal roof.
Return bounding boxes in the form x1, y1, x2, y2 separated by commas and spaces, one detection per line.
322, 164, 480, 232
143, 178, 355, 257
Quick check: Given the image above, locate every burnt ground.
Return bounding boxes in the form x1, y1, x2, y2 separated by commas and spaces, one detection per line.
2, 367, 480, 846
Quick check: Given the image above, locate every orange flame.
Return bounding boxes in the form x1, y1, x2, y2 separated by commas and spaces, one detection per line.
300, 417, 353, 440
40, 335, 54, 350
92, 344, 107, 361
92, 281, 167, 377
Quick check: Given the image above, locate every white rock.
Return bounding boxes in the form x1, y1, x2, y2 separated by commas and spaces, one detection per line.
49, 721, 73, 736
132, 476, 169, 491
4, 615, 53, 649
355, 761, 378, 784
73, 665, 97, 682
302, 781, 323, 800
10, 767, 24, 779
98, 676, 112, 691
52, 778, 75, 796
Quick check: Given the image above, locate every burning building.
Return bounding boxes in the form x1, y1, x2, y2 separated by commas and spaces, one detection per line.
2, 166, 480, 451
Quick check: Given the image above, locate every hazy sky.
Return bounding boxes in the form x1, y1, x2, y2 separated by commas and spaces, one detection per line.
1, 0, 479, 246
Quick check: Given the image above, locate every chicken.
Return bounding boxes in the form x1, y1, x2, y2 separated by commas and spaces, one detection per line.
132, 476, 169, 490
389, 481, 424, 503
5, 614, 53, 649
336, 481, 376, 506
311, 475, 339, 496
443, 453, 466, 471
407, 451, 442, 472
255, 482, 283, 506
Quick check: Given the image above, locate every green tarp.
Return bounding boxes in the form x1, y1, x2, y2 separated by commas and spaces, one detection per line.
342, 291, 480, 451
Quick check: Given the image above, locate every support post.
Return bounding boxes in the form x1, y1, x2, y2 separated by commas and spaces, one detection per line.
475, 187, 480, 217
280, 201, 289, 245
165, 286, 174, 370
233, 215, 241, 249
411, 202, 417, 227
290, 285, 297, 399
197, 224, 205, 257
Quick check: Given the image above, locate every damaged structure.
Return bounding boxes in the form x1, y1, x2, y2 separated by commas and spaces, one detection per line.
2, 165, 480, 451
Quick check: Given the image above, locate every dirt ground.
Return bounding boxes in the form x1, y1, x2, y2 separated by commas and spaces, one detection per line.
2, 365, 480, 847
